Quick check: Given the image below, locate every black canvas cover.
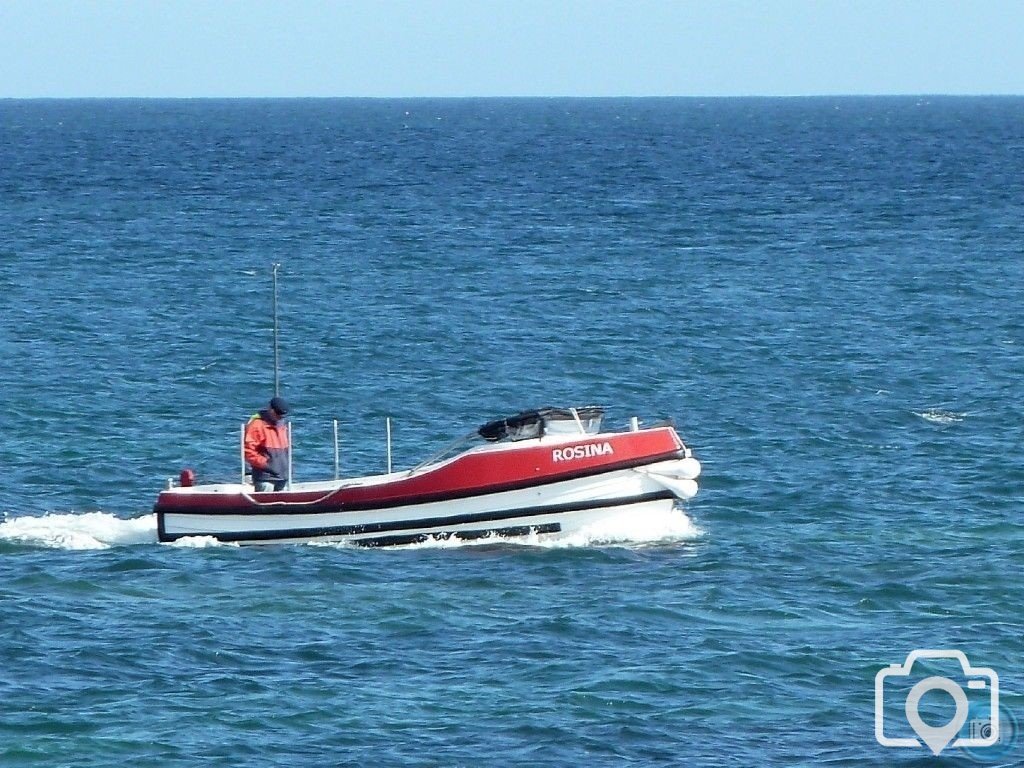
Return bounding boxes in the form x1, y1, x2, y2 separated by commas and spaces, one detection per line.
477, 407, 605, 442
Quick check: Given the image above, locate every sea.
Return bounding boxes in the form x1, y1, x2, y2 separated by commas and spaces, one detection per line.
1, 97, 1022, 767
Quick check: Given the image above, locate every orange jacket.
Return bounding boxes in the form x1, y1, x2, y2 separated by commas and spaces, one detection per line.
245, 411, 290, 481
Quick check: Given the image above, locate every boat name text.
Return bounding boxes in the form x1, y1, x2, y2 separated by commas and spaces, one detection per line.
552, 443, 614, 462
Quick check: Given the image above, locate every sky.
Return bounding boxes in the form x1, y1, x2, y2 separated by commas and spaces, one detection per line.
0, 1, 1022, 98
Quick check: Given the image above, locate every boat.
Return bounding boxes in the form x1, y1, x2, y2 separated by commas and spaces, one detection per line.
155, 406, 701, 547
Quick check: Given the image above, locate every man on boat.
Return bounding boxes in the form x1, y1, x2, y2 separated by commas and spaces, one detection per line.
245, 397, 290, 492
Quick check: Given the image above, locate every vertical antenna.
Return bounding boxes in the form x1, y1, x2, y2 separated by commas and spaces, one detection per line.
272, 262, 281, 396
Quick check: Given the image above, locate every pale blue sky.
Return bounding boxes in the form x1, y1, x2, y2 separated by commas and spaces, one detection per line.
1, 1, 1021, 97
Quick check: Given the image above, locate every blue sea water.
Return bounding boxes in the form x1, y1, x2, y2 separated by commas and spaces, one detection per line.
1, 97, 1023, 766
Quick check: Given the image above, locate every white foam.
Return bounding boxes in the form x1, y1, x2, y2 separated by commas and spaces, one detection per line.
0, 511, 158, 550
548, 506, 704, 548
0, 508, 703, 552
914, 408, 966, 424
169, 535, 238, 549
369, 507, 704, 551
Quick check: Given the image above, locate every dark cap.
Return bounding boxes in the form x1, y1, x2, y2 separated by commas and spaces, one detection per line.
269, 396, 289, 416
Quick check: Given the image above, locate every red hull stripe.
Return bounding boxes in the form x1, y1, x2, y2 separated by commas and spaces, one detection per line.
155, 449, 683, 517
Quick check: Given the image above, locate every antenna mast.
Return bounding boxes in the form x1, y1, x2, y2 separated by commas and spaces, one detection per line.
272, 262, 281, 396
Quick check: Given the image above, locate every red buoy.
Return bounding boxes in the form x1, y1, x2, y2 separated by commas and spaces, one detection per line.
179, 468, 196, 488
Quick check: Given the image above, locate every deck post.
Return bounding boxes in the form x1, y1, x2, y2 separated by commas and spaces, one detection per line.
333, 419, 340, 480
287, 421, 293, 488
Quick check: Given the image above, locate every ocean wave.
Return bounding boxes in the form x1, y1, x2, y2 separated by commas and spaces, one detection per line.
0, 511, 157, 550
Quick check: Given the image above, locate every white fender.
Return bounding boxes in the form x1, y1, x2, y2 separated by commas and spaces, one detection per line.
643, 457, 701, 480
645, 474, 699, 499
635, 457, 701, 499
672, 457, 702, 480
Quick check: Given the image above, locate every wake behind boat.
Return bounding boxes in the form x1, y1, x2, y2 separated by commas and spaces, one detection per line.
154, 407, 701, 547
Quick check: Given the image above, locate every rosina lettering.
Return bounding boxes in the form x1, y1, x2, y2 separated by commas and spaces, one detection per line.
551, 442, 614, 462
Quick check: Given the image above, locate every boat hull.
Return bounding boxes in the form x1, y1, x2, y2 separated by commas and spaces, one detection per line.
161, 495, 678, 547
155, 427, 700, 547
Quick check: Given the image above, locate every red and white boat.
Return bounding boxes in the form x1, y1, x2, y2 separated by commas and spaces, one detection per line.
155, 407, 701, 547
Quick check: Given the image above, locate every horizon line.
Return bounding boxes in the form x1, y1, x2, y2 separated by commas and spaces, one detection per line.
2, 92, 1023, 101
